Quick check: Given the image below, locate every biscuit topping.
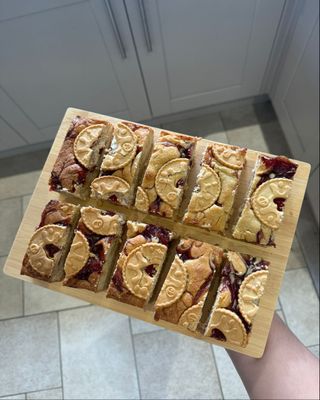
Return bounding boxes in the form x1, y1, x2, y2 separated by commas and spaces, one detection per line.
102, 124, 137, 170
27, 225, 67, 276
64, 231, 90, 278
251, 178, 292, 229
123, 243, 167, 299
74, 124, 107, 169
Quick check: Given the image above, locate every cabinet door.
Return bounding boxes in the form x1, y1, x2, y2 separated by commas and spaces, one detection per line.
0, 0, 151, 145
126, 0, 284, 116
271, 0, 319, 171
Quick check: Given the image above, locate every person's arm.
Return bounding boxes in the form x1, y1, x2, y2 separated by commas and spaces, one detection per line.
228, 314, 319, 400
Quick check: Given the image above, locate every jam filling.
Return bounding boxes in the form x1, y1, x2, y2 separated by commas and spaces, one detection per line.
273, 197, 286, 211
218, 257, 269, 332
75, 218, 115, 280
50, 117, 95, 192
75, 256, 102, 280
177, 144, 193, 159
112, 268, 124, 292
144, 265, 157, 277
177, 245, 193, 262
142, 224, 171, 246
38, 200, 71, 228
149, 196, 162, 214
211, 328, 226, 341
257, 156, 297, 187
44, 244, 60, 258
193, 272, 213, 305
176, 178, 185, 188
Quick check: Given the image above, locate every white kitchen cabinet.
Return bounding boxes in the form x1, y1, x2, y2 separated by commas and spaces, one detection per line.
125, 0, 284, 116
271, 0, 319, 171
0, 0, 151, 144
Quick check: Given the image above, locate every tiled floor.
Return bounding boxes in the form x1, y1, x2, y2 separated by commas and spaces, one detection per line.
0, 102, 319, 399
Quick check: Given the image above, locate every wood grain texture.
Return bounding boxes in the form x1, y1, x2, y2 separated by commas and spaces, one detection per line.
3, 107, 310, 358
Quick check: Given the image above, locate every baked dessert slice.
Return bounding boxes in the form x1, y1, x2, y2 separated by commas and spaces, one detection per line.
106, 221, 174, 308
49, 116, 113, 199
183, 143, 246, 232
154, 239, 224, 332
90, 122, 153, 206
233, 155, 298, 245
21, 200, 80, 282
135, 131, 198, 218
63, 206, 125, 292
204, 251, 269, 347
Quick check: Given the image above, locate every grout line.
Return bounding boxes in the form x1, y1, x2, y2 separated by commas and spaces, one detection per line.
0, 304, 92, 323
0, 192, 35, 204
210, 345, 225, 399
131, 327, 163, 338
56, 312, 65, 400
307, 343, 320, 349
128, 318, 142, 399
0, 386, 61, 399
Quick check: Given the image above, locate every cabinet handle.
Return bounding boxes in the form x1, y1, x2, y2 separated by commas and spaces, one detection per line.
138, 0, 152, 52
104, 0, 127, 59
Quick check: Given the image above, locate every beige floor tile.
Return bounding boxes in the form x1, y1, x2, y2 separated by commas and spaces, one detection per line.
280, 268, 319, 346
0, 171, 40, 200
162, 113, 224, 137
24, 282, 88, 315
26, 388, 62, 400
212, 345, 249, 399
0, 313, 61, 397
59, 306, 139, 399
0, 197, 22, 256
22, 195, 32, 214
134, 330, 221, 399
287, 236, 307, 270
0, 257, 23, 320
226, 125, 269, 153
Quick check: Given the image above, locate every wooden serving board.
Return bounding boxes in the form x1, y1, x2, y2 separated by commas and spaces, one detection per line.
4, 108, 311, 358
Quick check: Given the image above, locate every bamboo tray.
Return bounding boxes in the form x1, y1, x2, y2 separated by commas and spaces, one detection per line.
3, 107, 311, 358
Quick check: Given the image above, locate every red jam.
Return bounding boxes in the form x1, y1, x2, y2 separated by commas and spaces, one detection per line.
177, 144, 193, 159
273, 197, 286, 211
44, 244, 60, 258
149, 196, 161, 214
176, 178, 185, 188
211, 328, 226, 341
193, 273, 213, 305
75, 256, 102, 280
112, 268, 124, 292
144, 265, 157, 277
257, 156, 297, 187
142, 224, 171, 246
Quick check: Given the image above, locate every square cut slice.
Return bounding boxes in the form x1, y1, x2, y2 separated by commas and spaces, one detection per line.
204, 251, 269, 347
106, 221, 174, 308
233, 154, 298, 245
49, 116, 113, 199
183, 143, 247, 232
154, 238, 224, 332
90, 122, 153, 206
135, 131, 198, 218
63, 206, 125, 292
21, 200, 80, 282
